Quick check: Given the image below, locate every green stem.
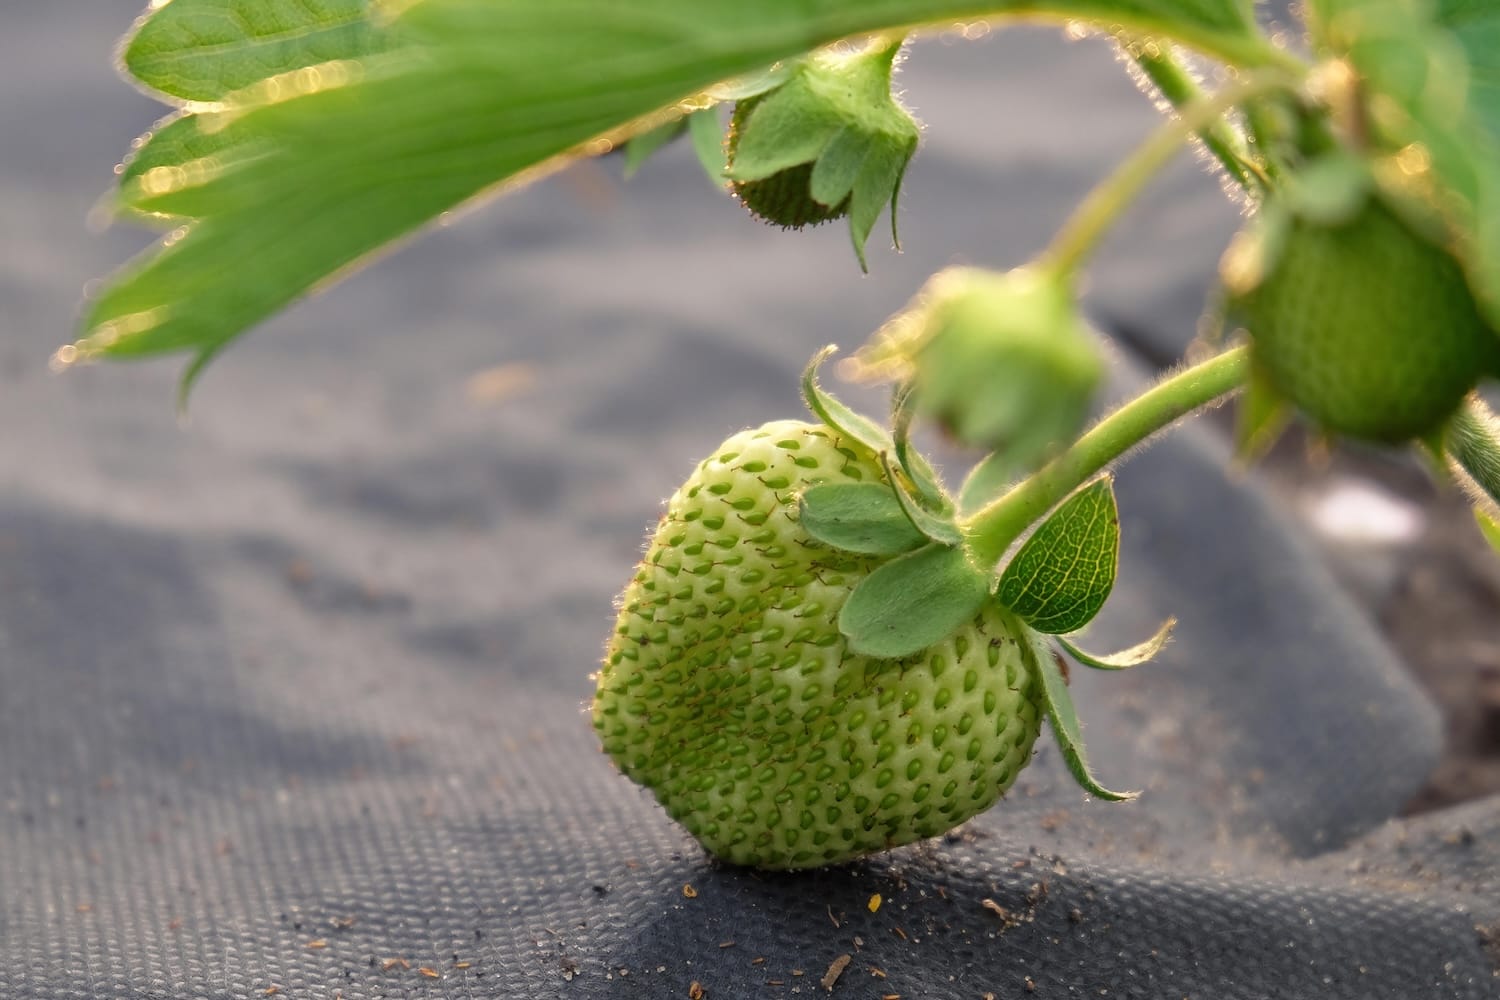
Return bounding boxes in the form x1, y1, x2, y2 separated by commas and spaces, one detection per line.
1039, 73, 1295, 277
963, 345, 1250, 567
1129, 46, 1259, 193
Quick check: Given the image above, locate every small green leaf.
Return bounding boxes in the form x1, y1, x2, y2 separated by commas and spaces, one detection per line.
957, 451, 1023, 518
1477, 508, 1500, 555
798, 483, 927, 556
847, 140, 909, 272
687, 108, 728, 182
801, 346, 893, 459
123, 0, 396, 102
1019, 622, 1136, 801
623, 117, 688, 178
808, 126, 866, 207
997, 477, 1120, 634
840, 543, 989, 660
1057, 618, 1176, 671
878, 453, 962, 546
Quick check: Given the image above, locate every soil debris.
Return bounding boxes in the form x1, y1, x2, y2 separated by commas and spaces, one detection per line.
820, 954, 852, 992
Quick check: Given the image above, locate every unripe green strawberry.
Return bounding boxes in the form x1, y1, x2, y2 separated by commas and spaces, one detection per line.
1231, 195, 1500, 443
594, 420, 1042, 869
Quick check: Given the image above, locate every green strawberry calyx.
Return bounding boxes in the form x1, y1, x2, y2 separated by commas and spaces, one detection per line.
725, 35, 920, 270
796, 348, 1182, 802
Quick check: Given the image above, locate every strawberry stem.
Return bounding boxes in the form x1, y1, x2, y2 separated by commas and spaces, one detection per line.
1127, 45, 1261, 194
1039, 73, 1298, 278
963, 345, 1250, 568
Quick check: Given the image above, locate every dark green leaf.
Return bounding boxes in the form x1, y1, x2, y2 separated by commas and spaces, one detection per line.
1019, 622, 1136, 801
798, 483, 927, 556
997, 477, 1120, 634
1057, 618, 1176, 670
801, 346, 893, 459
123, 0, 396, 102
79, 0, 1275, 384
878, 453, 962, 547
840, 543, 989, 659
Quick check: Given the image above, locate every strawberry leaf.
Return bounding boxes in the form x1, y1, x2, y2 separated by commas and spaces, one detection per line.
1057, 617, 1176, 671
122, 0, 396, 102
840, 543, 989, 659
997, 476, 1120, 635
1019, 621, 1137, 801
798, 483, 927, 556
78, 0, 1276, 391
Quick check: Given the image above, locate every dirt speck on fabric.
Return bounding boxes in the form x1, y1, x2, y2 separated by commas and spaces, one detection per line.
820, 953, 851, 991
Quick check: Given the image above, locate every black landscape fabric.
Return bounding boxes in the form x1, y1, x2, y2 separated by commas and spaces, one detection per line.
2, 5, 1497, 998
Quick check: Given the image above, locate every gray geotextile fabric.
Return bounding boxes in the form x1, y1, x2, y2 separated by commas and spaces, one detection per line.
3, 5, 1498, 998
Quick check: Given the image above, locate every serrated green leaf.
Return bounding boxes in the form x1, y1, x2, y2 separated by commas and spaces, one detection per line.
123, 0, 396, 102
997, 477, 1120, 634
117, 113, 255, 224
623, 117, 688, 178
1477, 508, 1500, 554
840, 543, 989, 659
878, 453, 962, 546
80, 0, 1277, 385
1057, 617, 1176, 670
801, 346, 893, 459
798, 482, 927, 556
1019, 621, 1137, 801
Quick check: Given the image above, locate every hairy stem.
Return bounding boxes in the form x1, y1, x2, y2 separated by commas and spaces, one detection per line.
1129, 46, 1259, 192
963, 346, 1250, 567
1040, 73, 1296, 276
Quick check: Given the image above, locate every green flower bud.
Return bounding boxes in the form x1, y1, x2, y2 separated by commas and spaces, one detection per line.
854, 266, 1103, 468
725, 37, 920, 270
